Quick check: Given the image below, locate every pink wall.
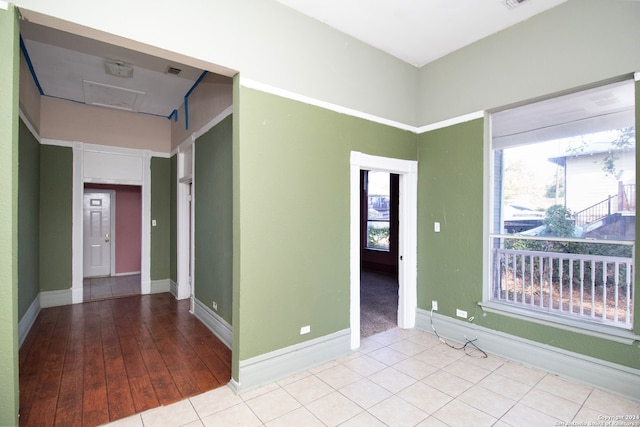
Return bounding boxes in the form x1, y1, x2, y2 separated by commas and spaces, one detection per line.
85, 184, 142, 275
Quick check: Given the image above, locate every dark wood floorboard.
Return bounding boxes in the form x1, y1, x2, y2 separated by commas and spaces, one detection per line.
19, 293, 231, 427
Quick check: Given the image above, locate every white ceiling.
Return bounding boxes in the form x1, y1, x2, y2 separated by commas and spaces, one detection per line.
20, 21, 208, 117
19, 0, 568, 117
275, 0, 568, 66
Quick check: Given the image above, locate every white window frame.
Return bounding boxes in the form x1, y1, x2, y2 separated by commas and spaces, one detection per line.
482, 79, 640, 345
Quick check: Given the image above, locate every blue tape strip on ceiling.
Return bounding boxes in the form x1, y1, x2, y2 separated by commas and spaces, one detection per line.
19, 35, 44, 96
183, 71, 208, 129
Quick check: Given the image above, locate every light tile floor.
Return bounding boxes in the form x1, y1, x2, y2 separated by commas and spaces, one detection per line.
103, 327, 640, 427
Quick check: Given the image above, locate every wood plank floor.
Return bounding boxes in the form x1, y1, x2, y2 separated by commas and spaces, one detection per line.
19, 293, 231, 427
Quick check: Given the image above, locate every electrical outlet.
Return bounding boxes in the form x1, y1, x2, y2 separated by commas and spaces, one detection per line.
456, 308, 467, 319
300, 325, 310, 335
434, 222, 441, 232
212, 301, 218, 311
432, 300, 438, 311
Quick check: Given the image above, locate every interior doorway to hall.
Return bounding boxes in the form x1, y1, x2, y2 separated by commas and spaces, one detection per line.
360, 170, 400, 338
83, 184, 142, 301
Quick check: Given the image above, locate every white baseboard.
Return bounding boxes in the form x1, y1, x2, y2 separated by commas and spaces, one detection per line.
150, 279, 171, 294
169, 279, 178, 298
114, 271, 141, 277
40, 289, 72, 308
416, 308, 640, 402
193, 298, 232, 350
230, 329, 351, 395
19, 294, 41, 348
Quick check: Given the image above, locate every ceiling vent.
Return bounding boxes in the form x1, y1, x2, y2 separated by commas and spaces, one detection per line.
500, 0, 527, 9
166, 66, 182, 76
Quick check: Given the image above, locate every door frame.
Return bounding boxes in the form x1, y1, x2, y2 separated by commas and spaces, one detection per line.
83, 189, 116, 277
177, 138, 195, 303
350, 151, 418, 350
71, 142, 153, 304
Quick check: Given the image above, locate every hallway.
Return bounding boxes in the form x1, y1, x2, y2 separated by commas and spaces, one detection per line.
19, 293, 231, 426
83, 274, 142, 302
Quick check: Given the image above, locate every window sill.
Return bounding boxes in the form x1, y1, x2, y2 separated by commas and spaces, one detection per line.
365, 248, 390, 253
479, 301, 639, 345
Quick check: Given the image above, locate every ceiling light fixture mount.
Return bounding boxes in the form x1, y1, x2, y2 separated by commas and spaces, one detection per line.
104, 59, 134, 78
500, 0, 527, 9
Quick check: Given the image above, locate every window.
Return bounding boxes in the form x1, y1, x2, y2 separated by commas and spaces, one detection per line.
366, 171, 391, 251
490, 79, 636, 331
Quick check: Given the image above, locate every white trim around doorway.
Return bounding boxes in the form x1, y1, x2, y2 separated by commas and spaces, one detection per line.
70, 142, 151, 304
349, 151, 418, 350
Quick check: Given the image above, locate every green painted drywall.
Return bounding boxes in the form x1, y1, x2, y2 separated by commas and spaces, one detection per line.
417, 0, 640, 125
0, 4, 20, 425
39, 145, 72, 292
18, 119, 40, 319
194, 115, 233, 324
234, 87, 417, 362
417, 118, 640, 370
417, 119, 485, 315
170, 155, 177, 283
151, 157, 171, 281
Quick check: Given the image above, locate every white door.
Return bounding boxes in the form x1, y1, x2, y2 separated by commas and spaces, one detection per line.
83, 192, 112, 277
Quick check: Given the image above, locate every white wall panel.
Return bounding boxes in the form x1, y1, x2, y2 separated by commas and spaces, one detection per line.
83, 151, 143, 184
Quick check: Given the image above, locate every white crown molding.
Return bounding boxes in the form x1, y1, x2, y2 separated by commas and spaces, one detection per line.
18, 108, 41, 143
194, 105, 233, 141
240, 77, 485, 135
416, 110, 485, 133
171, 105, 233, 157
41, 138, 169, 158
240, 77, 418, 133
41, 138, 74, 148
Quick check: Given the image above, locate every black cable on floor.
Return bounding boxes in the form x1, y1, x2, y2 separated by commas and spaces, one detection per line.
430, 309, 488, 359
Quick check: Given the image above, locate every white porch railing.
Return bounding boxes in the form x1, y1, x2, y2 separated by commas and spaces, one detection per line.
491, 237, 634, 329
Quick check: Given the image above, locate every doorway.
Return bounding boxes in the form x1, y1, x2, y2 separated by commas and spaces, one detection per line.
360, 170, 400, 338
350, 152, 418, 349
83, 185, 142, 301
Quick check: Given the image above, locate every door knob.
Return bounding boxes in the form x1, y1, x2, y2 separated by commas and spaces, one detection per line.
105, 233, 110, 242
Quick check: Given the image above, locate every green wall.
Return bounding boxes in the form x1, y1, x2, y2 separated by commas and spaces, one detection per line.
194, 115, 233, 324
417, 118, 640, 370
151, 157, 171, 281
417, 119, 485, 316
18, 119, 40, 319
234, 87, 417, 368
39, 145, 72, 292
0, 4, 20, 425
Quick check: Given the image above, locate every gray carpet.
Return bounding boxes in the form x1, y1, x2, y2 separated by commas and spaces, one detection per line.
360, 270, 399, 338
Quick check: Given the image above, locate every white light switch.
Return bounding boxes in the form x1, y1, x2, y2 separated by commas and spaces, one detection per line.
434, 222, 440, 232
152, 219, 157, 227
